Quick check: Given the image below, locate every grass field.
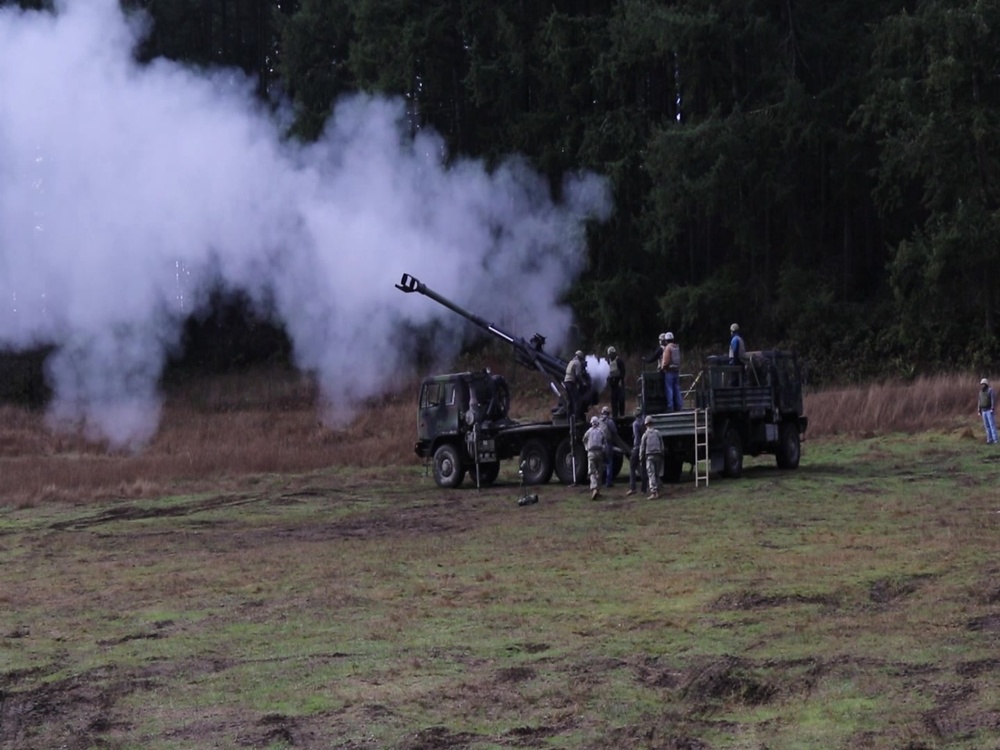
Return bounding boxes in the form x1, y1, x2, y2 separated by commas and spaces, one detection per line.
2, 367, 999, 749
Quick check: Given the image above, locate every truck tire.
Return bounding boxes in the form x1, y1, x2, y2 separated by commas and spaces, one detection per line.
554, 438, 587, 485
721, 429, 744, 479
472, 461, 501, 487
433, 443, 466, 488
775, 423, 801, 469
519, 439, 553, 485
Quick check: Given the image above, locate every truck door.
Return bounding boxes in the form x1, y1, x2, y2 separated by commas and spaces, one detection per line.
418, 380, 461, 442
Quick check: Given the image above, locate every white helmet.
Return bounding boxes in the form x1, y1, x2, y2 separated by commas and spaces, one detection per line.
982, 378, 989, 386
658, 333, 667, 343
590, 416, 600, 426
607, 346, 616, 356
730, 323, 740, 332
664, 332, 674, 341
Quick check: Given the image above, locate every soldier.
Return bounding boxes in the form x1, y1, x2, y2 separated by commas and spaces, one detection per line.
599, 405, 629, 488
659, 332, 683, 411
606, 346, 627, 418
639, 415, 664, 499
729, 323, 746, 386
644, 333, 667, 367
626, 406, 648, 497
583, 415, 608, 500
563, 350, 586, 421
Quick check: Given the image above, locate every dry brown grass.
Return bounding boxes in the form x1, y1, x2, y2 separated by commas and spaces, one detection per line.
805, 372, 982, 438
0, 366, 986, 506
0, 364, 421, 507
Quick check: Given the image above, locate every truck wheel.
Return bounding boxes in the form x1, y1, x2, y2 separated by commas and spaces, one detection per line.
433, 443, 466, 488
775, 424, 801, 469
554, 438, 587, 485
663, 455, 684, 483
519, 439, 553, 485
472, 461, 501, 487
721, 429, 744, 479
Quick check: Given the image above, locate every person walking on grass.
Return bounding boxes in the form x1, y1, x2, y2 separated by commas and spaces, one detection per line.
583, 415, 607, 500
638, 415, 664, 499
979, 378, 998, 445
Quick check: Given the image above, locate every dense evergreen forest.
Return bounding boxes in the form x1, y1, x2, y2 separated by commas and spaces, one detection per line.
18, 0, 1000, 382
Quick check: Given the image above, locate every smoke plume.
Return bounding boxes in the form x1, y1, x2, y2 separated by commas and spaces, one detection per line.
0, 0, 611, 448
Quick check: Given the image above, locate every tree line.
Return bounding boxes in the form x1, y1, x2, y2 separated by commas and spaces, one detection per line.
19, 0, 1000, 383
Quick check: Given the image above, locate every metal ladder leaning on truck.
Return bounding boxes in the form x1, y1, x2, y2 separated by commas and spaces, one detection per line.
396, 272, 808, 488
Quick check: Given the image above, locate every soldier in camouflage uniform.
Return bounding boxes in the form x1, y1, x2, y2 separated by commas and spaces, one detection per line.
639, 415, 664, 499
563, 350, 586, 421
583, 415, 607, 500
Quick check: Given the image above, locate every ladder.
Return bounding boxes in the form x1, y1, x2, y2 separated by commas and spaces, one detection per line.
694, 408, 710, 487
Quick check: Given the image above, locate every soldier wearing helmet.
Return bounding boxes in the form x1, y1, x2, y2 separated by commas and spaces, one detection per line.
978, 378, 998, 445
583, 414, 608, 499
606, 345, 627, 418
729, 323, 747, 386
563, 350, 586, 422
643, 333, 668, 367
638, 415, 664, 499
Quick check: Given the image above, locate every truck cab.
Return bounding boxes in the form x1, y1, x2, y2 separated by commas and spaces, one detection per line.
414, 371, 511, 487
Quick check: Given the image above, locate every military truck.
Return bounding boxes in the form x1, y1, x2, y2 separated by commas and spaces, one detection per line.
397, 273, 626, 488
397, 272, 808, 488
638, 352, 808, 482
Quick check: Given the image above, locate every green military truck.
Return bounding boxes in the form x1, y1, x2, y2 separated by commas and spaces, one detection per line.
398, 272, 808, 489
414, 369, 617, 488
638, 351, 808, 482
397, 272, 627, 488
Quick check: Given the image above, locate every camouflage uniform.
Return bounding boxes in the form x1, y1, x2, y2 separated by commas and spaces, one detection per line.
639, 418, 664, 499
583, 417, 607, 499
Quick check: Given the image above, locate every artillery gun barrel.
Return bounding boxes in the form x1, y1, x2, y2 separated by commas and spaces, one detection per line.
396, 273, 515, 346
396, 272, 570, 381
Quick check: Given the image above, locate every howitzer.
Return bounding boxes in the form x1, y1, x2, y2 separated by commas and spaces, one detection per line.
396, 272, 594, 421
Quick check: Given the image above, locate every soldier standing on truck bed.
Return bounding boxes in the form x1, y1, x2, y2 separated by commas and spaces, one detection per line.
644, 333, 667, 368
606, 346, 626, 417
639, 415, 664, 500
729, 324, 746, 386
659, 332, 683, 411
583, 415, 608, 500
564, 350, 586, 421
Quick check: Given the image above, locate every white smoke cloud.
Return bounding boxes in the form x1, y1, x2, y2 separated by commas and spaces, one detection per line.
0, 0, 611, 448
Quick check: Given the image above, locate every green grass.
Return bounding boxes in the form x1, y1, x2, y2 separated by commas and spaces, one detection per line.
3, 433, 1000, 748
